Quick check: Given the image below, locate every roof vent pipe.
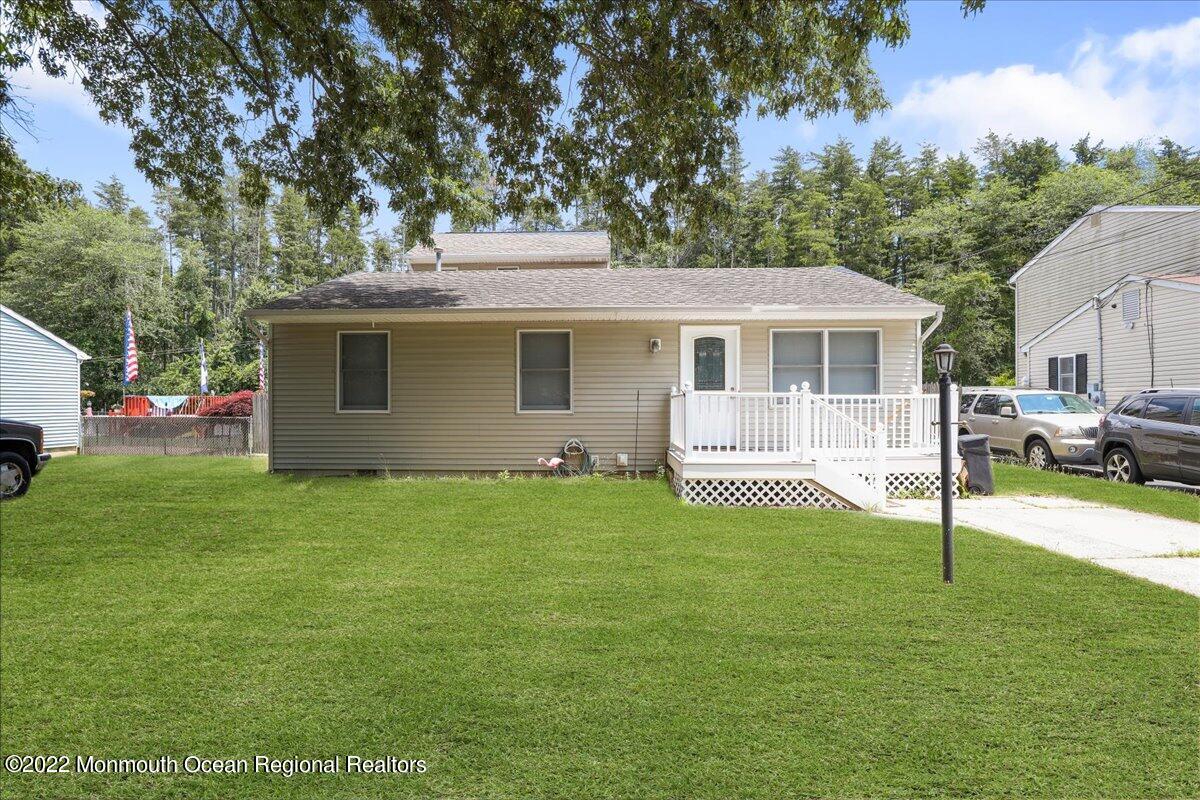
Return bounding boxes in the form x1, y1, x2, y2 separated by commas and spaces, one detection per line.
434, 247, 444, 272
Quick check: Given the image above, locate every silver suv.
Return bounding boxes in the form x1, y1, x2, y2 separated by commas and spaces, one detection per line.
959, 388, 1102, 469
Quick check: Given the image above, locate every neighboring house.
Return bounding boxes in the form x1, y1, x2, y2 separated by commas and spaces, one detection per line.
1011, 205, 1200, 406
249, 253, 955, 511
406, 230, 610, 271
0, 305, 91, 452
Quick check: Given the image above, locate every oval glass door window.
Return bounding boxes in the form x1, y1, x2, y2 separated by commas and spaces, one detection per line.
694, 336, 726, 390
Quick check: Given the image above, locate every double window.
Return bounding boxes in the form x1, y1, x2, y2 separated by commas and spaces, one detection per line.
337, 331, 390, 412
770, 330, 880, 394
518, 330, 572, 412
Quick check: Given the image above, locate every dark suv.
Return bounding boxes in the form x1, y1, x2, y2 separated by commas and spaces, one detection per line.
1095, 390, 1200, 485
0, 418, 51, 499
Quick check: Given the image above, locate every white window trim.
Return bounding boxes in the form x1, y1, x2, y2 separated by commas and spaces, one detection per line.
336, 330, 391, 414
516, 329, 574, 414
768, 328, 883, 395
1056, 354, 1076, 394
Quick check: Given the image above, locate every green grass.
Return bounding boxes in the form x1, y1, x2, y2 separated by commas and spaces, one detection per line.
2, 457, 1197, 799
993, 462, 1200, 523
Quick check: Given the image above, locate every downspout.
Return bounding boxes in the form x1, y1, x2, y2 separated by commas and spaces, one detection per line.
434, 246, 444, 272
919, 311, 943, 388
1092, 293, 1104, 396
920, 309, 943, 344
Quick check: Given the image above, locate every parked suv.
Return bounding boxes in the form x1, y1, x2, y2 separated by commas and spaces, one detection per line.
0, 418, 51, 499
958, 388, 1101, 469
1096, 389, 1200, 485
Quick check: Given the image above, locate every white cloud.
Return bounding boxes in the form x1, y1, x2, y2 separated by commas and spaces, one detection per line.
1117, 17, 1200, 70
9, 60, 102, 124
888, 19, 1200, 154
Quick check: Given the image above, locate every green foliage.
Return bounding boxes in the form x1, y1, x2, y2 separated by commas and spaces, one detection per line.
2, 0, 994, 245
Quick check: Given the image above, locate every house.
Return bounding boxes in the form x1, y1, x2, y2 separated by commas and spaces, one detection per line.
406, 230, 611, 271
1010, 206, 1200, 406
0, 305, 91, 452
249, 243, 956, 510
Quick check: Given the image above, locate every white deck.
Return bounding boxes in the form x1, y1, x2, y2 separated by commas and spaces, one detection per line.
667, 387, 960, 509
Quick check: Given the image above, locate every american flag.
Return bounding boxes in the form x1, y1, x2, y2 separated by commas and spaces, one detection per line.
258, 340, 266, 392
123, 309, 139, 384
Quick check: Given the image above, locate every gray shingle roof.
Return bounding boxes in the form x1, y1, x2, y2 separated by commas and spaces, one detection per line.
407, 230, 610, 264
254, 267, 936, 313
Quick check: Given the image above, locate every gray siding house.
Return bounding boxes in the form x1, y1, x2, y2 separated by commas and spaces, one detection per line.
1010, 206, 1200, 406
250, 252, 957, 510
0, 305, 90, 451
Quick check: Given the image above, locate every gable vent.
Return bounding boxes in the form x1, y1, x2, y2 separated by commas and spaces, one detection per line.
1121, 289, 1140, 327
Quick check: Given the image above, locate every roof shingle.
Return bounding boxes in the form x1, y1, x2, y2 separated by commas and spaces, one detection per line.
407, 230, 610, 264
254, 267, 936, 314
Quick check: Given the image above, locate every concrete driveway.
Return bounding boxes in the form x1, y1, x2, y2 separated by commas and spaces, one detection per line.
878, 495, 1200, 596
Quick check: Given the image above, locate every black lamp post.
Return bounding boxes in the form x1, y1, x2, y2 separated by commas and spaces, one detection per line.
933, 342, 958, 584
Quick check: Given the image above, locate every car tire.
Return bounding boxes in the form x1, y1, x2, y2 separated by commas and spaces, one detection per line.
1104, 447, 1144, 484
1025, 438, 1056, 470
0, 451, 32, 499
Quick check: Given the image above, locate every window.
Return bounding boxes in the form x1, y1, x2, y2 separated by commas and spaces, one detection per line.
693, 336, 728, 391
518, 331, 571, 412
337, 331, 389, 412
828, 331, 880, 393
996, 395, 1017, 416
1119, 398, 1146, 418
769, 329, 880, 395
771, 331, 823, 392
1121, 289, 1141, 325
959, 393, 978, 414
1017, 393, 1094, 414
973, 395, 999, 416
1192, 397, 1200, 424
1144, 396, 1187, 424
1057, 355, 1076, 394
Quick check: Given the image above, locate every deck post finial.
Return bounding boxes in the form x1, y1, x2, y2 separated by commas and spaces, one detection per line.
800, 381, 811, 393
789, 384, 798, 393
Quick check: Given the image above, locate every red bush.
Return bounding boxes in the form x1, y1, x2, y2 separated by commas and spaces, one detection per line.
198, 390, 256, 417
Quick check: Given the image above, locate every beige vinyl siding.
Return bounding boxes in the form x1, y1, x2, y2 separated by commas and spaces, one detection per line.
1014, 210, 1200, 385
1025, 283, 1200, 407
270, 319, 921, 472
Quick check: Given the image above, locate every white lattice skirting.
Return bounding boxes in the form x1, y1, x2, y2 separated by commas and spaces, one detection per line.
672, 471, 954, 509
672, 477, 853, 510
854, 471, 960, 500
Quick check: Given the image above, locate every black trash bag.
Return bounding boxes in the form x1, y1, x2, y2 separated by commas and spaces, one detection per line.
957, 434, 994, 495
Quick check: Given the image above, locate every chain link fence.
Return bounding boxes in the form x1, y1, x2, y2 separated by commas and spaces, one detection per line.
81, 417, 252, 456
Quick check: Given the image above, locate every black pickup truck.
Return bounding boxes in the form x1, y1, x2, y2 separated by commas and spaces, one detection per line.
0, 418, 51, 499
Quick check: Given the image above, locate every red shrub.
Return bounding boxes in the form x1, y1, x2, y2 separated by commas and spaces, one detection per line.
198, 390, 255, 417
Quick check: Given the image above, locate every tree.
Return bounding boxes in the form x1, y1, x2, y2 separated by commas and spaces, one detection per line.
2, 203, 172, 405
94, 175, 132, 213
5, 0, 984, 245
271, 187, 320, 290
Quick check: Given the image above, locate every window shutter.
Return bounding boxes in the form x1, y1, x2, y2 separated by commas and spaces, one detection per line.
1075, 353, 1088, 396
1048, 357, 1058, 390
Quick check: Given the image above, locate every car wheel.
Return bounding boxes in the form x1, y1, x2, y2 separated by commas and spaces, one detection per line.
1104, 447, 1144, 484
1025, 439, 1055, 470
0, 451, 31, 499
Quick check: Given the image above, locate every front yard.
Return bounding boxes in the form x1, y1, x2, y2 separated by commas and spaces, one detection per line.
2, 457, 1197, 799
993, 461, 1200, 523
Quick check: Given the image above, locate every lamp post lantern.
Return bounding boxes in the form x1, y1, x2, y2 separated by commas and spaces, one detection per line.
933, 342, 958, 584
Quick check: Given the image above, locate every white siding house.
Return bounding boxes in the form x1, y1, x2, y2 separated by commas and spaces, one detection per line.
1010, 206, 1200, 407
0, 305, 90, 451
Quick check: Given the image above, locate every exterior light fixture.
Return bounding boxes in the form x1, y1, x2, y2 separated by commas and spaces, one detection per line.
933, 342, 958, 583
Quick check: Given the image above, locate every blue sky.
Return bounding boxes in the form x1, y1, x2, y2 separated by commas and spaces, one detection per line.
10, 0, 1200, 234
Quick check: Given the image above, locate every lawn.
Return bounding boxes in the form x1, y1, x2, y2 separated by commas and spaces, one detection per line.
2, 457, 1197, 799
993, 462, 1200, 523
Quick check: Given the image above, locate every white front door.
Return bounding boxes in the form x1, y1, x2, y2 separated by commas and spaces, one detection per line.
681, 326, 741, 448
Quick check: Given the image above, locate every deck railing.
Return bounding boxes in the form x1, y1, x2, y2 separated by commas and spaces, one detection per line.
668, 383, 955, 461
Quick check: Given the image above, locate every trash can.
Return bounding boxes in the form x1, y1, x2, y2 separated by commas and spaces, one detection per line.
958, 434, 994, 495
